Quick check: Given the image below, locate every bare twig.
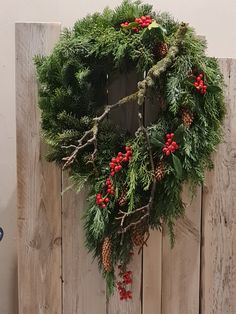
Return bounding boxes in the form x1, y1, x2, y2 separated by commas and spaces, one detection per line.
62, 92, 138, 170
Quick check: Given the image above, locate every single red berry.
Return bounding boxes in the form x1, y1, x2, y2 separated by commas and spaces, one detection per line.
110, 172, 115, 177
118, 152, 123, 157
102, 204, 106, 209
115, 166, 120, 172
199, 73, 203, 78
162, 147, 167, 153
141, 16, 146, 20
104, 198, 109, 203
167, 138, 172, 144
109, 162, 115, 168
170, 133, 174, 138
166, 150, 171, 156
197, 76, 201, 82
107, 189, 112, 194
166, 133, 171, 139
194, 82, 198, 87
123, 157, 128, 162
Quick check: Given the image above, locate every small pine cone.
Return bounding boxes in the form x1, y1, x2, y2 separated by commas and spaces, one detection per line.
132, 225, 146, 247
182, 109, 193, 127
118, 189, 127, 207
156, 42, 168, 59
155, 161, 166, 182
102, 237, 112, 272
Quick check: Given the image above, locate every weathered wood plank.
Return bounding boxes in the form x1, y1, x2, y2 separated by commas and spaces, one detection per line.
16, 23, 62, 314
143, 230, 162, 314
201, 58, 236, 314
161, 186, 202, 314
62, 174, 106, 314
143, 79, 162, 314
107, 71, 142, 314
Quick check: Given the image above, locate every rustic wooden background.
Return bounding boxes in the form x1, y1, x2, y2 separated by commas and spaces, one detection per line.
16, 23, 236, 314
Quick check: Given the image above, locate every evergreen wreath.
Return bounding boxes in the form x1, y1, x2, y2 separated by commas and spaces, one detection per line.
35, 0, 225, 299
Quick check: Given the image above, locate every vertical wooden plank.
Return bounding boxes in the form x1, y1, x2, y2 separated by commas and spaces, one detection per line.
161, 186, 202, 314
16, 23, 61, 314
143, 230, 162, 314
107, 71, 142, 314
62, 174, 106, 314
143, 83, 163, 314
201, 59, 236, 314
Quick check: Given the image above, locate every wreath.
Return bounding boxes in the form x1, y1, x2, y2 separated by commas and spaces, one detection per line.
35, 0, 225, 300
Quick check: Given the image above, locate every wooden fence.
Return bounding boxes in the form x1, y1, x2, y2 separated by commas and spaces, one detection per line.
16, 22, 236, 314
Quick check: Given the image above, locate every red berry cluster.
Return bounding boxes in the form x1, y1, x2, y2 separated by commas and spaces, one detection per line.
134, 15, 153, 28
96, 193, 110, 209
95, 146, 132, 208
162, 133, 179, 156
194, 73, 207, 94
120, 15, 154, 33
117, 270, 133, 301
109, 146, 132, 177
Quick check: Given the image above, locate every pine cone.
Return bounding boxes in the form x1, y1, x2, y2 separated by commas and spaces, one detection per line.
118, 189, 127, 207
132, 225, 146, 247
155, 161, 166, 181
102, 237, 112, 272
155, 42, 168, 59
182, 108, 193, 127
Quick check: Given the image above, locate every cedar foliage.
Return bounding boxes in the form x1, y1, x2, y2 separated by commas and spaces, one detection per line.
35, 0, 225, 294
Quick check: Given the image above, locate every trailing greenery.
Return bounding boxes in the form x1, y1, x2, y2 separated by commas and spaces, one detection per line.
35, 0, 225, 296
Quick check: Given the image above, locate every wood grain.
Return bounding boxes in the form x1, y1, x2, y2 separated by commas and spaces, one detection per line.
107, 71, 142, 314
62, 174, 106, 314
16, 23, 61, 314
161, 186, 202, 314
201, 59, 236, 314
143, 230, 162, 314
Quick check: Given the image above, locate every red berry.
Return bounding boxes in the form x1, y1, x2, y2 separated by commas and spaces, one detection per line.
197, 76, 201, 82
162, 147, 167, 153
110, 172, 115, 177
104, 198, 109, 203
170, 133, 174, 138
123, 157, 128, 162
102, 204, 106, 209
166, 134, 171, 139
167, 138, 172, 144
141, 16, 146, 20
166, 150, 171, 156
118, 152, 123, 157
172, 141, 177, 147
109, 162, 115, 168
118, 165, 122, 171
194, 82, 198, 87
98, 198, 103, 204
115, 166, 120, 172
118, 156, 123, 162
199, 73, 203, 78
